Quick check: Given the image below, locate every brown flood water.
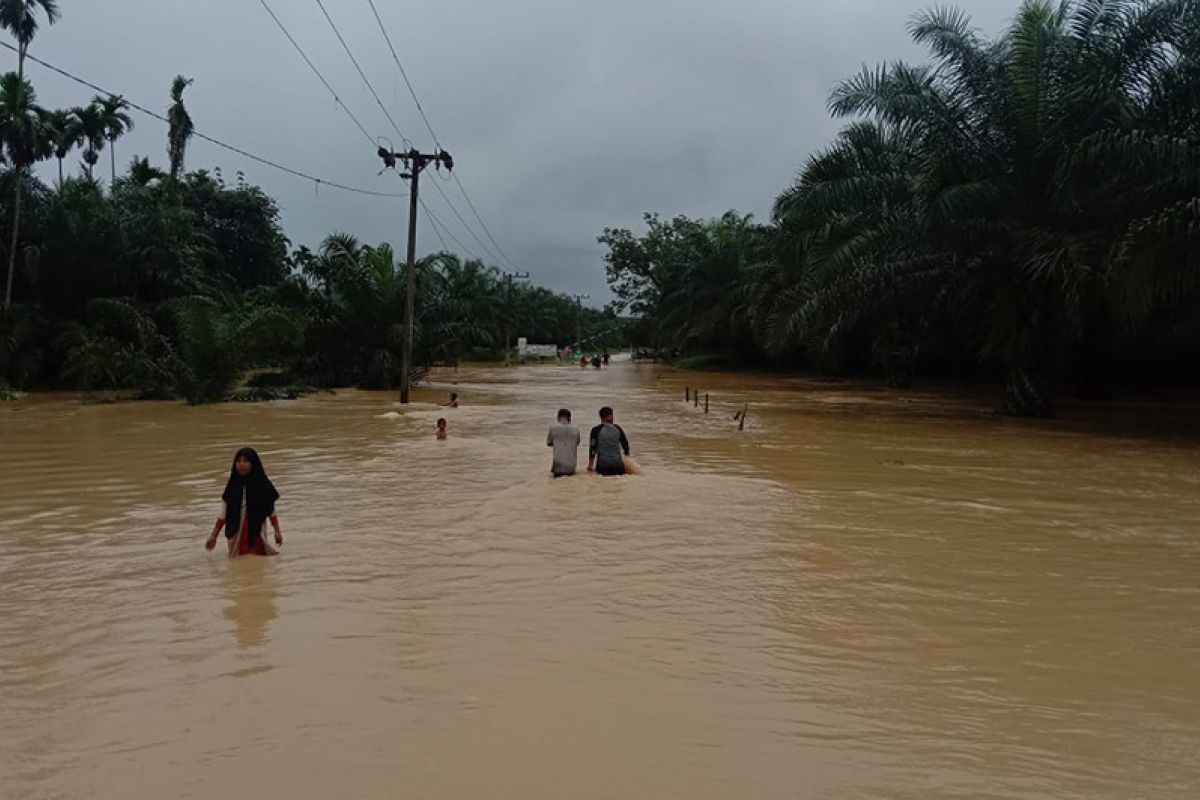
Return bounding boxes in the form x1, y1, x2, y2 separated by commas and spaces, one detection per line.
2, 358, 1199, 799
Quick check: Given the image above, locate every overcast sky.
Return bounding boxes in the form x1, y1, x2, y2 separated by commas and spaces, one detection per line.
25, 0, 1014, 306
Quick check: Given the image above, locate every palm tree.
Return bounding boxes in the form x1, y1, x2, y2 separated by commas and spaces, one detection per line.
72, 102, 105, 180
123, 155, 166, 188
0, 0, 59, 308
95, 94, 132, 184
167, 75, 193, 181
42, 107, 80, 186
766, 0, 1200, 415
0, 0, 60, 81
0, 72, 50, 308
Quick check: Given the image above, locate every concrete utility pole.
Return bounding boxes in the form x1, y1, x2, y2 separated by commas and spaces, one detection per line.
502, 270, 530, 365
379, 146, 453, 404
571, 294, 590, 351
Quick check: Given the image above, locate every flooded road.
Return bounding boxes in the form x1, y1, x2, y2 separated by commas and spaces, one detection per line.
2, 360, 1199, 799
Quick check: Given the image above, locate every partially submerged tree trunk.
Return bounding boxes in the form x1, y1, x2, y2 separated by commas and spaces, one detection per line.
1002, 367, 1055, 417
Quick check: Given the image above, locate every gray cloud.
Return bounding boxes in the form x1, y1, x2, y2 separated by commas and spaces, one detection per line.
25, 0, 1015, 305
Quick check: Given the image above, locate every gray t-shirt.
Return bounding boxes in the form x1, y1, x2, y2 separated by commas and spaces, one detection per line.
547, 423, 581, 475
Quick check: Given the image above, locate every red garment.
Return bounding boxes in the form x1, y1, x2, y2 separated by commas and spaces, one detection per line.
215, 514, 280, 558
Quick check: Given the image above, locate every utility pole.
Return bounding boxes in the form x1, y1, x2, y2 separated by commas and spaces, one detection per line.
380, 146, 453, 404
502, 270, 530, 366
571, 294, 590, 352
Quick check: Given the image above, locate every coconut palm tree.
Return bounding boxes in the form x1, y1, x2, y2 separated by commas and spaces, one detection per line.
95, 94, 133, 184
0, 0, 60, 81
42, 107, 80, 186
167, 75, 193, 181
72, 102, 105, 180
0, 71, 49, 308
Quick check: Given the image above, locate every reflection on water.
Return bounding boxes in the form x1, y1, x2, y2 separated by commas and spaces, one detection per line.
219, 558, 278, 652
1, 360, 1199, 799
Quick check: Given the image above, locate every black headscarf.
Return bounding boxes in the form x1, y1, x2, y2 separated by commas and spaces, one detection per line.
221, 447, 280, 545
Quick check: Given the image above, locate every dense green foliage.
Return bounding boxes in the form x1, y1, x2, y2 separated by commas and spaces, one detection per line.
0, 159, 617, 401
602, 0, 1200, 415
0, 5, 617, 402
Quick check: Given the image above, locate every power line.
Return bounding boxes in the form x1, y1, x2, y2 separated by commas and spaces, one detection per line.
366, 0, 524, 272
452, 171, 522, 271
311, 1, 504, 266
257, 0, 376, 148
314, 0, 411, 148
419, 196, 482, 262
366, 0, 439, 147
4, 43, 408, 199
423, 203, 451, 252
428, 176, 506, 265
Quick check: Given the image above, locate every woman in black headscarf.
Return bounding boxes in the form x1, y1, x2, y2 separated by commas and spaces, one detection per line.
205, 447, 283, 557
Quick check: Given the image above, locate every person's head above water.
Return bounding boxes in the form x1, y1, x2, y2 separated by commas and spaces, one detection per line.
231, 447, 264, 479
598, 406, 614, 423
558, 408, 572, 423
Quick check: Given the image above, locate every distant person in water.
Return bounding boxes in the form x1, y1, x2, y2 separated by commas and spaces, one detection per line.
206, 447, 282, 558
588, 406, 631, 476
447, 392, 459, 408
547, 408, 580, 477
436, 418, 448, 440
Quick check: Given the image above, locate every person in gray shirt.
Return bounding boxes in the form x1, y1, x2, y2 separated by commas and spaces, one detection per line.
547, 408, 581, 477
588, 406, 630, 476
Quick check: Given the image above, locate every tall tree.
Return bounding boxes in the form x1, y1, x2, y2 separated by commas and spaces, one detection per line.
0, 72, 49, 307
0, 0, 59, 81
42, 106, 80, 186
167, 75, 193, 181
763, 0, 1200, 415
95, 94, 132, 184
0, 0, 57, 308
72, 102, 104, 180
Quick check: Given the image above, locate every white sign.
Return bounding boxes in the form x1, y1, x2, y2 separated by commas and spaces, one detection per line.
520, 343, 559, 358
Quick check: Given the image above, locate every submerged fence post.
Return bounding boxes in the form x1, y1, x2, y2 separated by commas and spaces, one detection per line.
738, 403, 748, 431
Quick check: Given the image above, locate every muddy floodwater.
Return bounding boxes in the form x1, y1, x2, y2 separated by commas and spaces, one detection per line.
2, 360, 1199, 799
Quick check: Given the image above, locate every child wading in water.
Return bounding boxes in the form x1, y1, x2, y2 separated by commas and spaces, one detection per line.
206, 447, 283, 557
436, 418, 448, 440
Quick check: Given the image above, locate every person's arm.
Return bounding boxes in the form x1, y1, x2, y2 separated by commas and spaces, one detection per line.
619, 426, 630, 456
205, 516, 225, 550
588, 425, 599, 471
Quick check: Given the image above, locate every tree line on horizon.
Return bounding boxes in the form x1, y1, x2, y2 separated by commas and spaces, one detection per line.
0, 0, 618, 403
601, 0, 1200, 416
